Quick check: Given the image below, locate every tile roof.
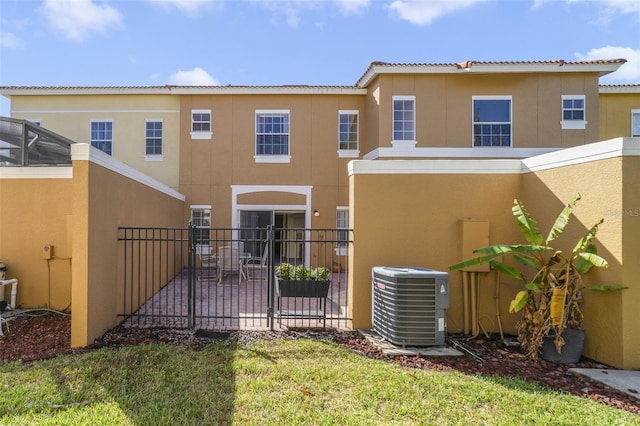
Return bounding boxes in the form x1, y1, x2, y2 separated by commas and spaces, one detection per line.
355, 59, 628, 87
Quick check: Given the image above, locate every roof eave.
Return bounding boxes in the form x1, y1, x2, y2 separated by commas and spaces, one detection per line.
356, 60, 627, 88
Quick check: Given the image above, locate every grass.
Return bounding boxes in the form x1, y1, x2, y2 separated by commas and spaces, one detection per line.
0, 338, 637, 425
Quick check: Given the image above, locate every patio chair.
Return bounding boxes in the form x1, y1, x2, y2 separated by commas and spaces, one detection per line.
217, 246, 243, 285
246, 244, 268, 280
197, 246, 218, 281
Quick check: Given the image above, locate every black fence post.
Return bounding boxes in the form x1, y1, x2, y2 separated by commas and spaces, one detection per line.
267, 224, 275, 330
187, 223, 196, 328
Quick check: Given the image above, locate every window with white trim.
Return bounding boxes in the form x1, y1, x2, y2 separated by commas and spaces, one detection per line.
473, 96, 512, 147
632, 110, 640, 137
191, 109, 212, 139
336, 207, 349, 255
90, 120, 113, 155
561, 95, 586, 130
191, 205, 211, 247
338, 110, 359, 157
145, 119, 163, 160
255, 110, 290, 163
392, 96, 415, 143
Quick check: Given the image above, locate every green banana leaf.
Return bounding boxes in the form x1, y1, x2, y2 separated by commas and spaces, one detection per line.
512, 199, 543, 246
546, 193, 580, 244
509, 290, 529, 313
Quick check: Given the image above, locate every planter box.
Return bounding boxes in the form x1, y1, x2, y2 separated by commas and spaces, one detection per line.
277, 279, 330, 298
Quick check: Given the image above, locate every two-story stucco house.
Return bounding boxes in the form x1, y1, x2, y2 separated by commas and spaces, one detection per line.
4, 59, 640, 370
0, 59, 627, 236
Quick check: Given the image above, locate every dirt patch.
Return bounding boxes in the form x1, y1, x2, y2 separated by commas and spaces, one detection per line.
1, 311, 638, 415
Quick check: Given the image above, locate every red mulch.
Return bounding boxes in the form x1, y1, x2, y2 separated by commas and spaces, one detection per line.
1, 311, 638, 415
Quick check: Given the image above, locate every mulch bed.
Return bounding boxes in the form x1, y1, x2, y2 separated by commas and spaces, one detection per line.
1, 311, 638, 415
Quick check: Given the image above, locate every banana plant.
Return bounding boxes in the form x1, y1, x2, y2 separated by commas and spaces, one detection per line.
451, 194, 625, 359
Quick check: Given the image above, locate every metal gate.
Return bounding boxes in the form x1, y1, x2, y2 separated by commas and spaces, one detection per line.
117, 225, 351, 330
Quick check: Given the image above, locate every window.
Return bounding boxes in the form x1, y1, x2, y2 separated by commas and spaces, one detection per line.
473, 96, 512, 147
145, 120, 163, 160
338, 110, 359, 157
336, 207, 349, 256
191, 206, 211, 246
632, 110, 640, 137
90, 120, 113, 155
392, 96, 415, 143
255, 110, 290, 163
191, 109, 212, 139
561, 95, 586, 129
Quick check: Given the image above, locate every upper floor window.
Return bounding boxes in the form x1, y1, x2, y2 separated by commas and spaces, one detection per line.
632, 110, 640, 137
338, 110, 359, 158
255, 110, 290, 163
392, 96, 415, 143
191, 109, 212, 139
473, 96, 512, 147
561, 95, 586, 130
145, 119, 163, 161
90, 120, 113, 155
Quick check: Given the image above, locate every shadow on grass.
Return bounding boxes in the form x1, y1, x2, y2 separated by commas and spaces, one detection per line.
3, 342, 237, 425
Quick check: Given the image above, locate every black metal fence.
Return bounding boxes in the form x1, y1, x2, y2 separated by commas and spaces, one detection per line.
117, 225, 352, 331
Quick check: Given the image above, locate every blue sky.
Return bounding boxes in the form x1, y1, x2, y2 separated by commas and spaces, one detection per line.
1, 0, 639, 115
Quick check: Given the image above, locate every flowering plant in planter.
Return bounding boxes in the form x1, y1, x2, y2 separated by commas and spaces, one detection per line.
275, 263, 330, 297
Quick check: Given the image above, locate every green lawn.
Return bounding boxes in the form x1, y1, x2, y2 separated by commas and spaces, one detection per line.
0, 338, 637, 425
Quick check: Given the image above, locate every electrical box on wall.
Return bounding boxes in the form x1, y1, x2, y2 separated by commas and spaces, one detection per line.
43, 244, 53, 260
460, 219, 490, 273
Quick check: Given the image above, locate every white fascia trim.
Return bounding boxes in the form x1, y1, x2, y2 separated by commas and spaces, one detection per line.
0, 166, 72, 179
599, 85, 640, 94
354, 138, 640, 175
349, 159, 523, 175
357, 62, 623, 87
13, 109, 179, 114
363, 147, 559, 160
171, 87, 366, 95
1, 87, 174, 96
71, 143, 185, 201
522, 137, 640, 172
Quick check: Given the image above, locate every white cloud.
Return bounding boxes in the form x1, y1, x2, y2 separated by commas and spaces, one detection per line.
167, 68, 219, 85
0, 32, 23, 49
387, 0, 491, 25
42, 0, 122, 42
533, 0, 640, 14
334, 0, 371, 14
575, 46, 640, 82
146, 0, 224, 16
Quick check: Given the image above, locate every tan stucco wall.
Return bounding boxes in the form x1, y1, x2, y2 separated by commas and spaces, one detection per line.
349, 144, 639, 369
178, 94, 363, 227
363, 73, 601, 149
349, 168, 522, 335
71, 154, 184, 347
0, 176, 73, 310
11, 95, 181, 191
599, 92, 640, 139
520, 158, 628, 368
622, 156, 640, 370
